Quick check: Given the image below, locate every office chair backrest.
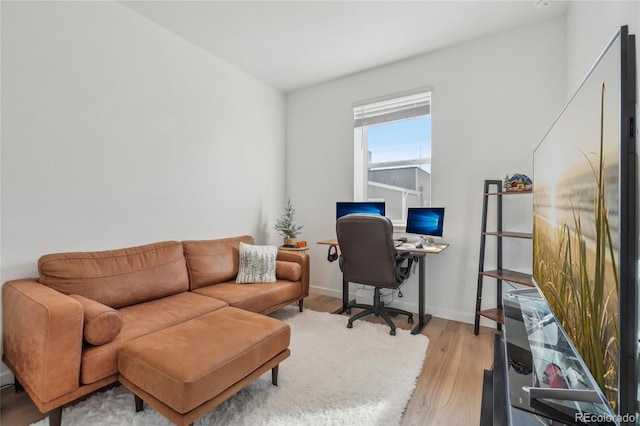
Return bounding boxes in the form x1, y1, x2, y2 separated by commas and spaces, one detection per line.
336, 214, 400, 288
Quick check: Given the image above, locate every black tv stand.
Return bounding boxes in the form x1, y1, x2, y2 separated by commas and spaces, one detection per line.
480, 334, 508, 426
481, 289, 619, 426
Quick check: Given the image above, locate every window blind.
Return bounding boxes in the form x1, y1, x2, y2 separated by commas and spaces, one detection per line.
354, 91, 431, 127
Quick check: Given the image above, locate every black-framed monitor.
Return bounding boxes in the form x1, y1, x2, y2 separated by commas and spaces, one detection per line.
336, 201, 386, 220
405, 207, 445, 242
530, 26, 637, 421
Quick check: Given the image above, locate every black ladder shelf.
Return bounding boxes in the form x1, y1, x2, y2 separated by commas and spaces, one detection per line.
473, 179, 534, 335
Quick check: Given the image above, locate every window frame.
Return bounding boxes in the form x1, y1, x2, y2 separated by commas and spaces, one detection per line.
353, 88, 432, 224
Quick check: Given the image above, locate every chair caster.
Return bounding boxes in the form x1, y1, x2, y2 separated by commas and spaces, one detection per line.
347, 322, 353, 329
346, 308, 351, 314
408, 315, 414, 324
390, 329, 396, 336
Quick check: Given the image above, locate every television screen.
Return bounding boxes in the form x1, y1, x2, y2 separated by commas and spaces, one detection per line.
532, 26, 636, 417
336, 202, 385, 220
405, 207, 445, 237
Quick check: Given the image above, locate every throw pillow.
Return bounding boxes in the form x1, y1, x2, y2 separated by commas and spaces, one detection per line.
69, 294, 123, 345
276, 260, 302, 282
236, 242, 277, 283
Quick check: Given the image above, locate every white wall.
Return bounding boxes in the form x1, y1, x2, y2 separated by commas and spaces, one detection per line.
566, 1, 640, 93
286, 17, 567, 324
0, 1, 286, 385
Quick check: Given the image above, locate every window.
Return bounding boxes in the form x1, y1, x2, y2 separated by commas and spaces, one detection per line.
353, 90, 432, 222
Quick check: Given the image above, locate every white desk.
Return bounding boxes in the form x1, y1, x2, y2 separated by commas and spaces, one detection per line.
318, 239, 449, 334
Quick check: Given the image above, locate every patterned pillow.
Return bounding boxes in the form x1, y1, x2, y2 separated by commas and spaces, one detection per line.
236, 242, 278, 283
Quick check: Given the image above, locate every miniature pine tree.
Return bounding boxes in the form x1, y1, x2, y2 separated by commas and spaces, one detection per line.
274, 198, 303, 238
503, 174, 511, 190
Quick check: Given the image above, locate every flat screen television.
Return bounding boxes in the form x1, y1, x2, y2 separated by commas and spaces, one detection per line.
405, 207, 445, 241
532, 25, 636, 420
336, 201, 385, 220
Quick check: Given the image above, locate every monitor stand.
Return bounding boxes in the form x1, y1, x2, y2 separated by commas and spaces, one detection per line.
420, 236, 436, 247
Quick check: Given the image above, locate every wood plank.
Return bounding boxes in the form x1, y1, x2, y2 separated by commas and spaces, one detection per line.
480, 269, 534, 287
477, 307, 504, 324
1, 384, 47, 425
401, 323, 496, 425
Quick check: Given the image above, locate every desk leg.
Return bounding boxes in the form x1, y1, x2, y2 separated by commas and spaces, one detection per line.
333, 277, 356, 314
411, 254, 431, 335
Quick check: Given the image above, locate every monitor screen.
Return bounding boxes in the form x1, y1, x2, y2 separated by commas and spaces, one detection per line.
405, 207, 445, 237
336, 202, 386, 220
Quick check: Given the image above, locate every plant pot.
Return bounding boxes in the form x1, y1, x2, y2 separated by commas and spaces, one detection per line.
283, 237, 298, 247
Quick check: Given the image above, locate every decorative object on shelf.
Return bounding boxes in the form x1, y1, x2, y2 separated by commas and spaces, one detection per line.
503, 173, 533, 191
274, 198, 304, 247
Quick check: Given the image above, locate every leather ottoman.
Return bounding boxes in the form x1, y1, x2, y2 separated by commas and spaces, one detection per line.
118, 306, 290, 426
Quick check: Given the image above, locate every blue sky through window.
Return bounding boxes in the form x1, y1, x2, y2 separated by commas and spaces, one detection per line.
367, 116, 431, 171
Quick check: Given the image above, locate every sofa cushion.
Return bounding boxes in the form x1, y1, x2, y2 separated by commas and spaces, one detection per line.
192, 280, 302, 314
182, 236, 254, 290
79, 292, 228, 385
275, 260, 302, 282
69, 294, 123, 346
38, 241, 189, 309
236, 242, 277, 284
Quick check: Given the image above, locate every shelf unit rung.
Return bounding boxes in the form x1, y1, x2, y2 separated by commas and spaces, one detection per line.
477, 308, 504, 324
484, 190, 532, 196
480, 269, 534, 287
483, 231, 532, 239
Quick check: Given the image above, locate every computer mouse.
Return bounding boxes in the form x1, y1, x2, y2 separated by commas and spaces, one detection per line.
415, 242, 423, 249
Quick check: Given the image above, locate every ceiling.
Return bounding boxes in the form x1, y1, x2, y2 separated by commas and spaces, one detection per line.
121, 1, 569, 93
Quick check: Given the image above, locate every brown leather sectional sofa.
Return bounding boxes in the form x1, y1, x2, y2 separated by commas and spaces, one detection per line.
2, 235, 309, 425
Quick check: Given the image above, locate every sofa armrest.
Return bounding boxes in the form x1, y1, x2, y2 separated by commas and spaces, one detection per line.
276, 251, 310, 298
2, 279, 83, 404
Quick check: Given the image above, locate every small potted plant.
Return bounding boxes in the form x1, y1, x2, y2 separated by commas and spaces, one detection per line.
274, 198, 303, 247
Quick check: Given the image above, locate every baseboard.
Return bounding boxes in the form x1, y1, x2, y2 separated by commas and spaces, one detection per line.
309, 285, 356, 300
309, 285, 474, 325
1, 368, 14, 387
425, 306, 475, 325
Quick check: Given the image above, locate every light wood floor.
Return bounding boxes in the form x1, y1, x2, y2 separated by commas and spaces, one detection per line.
0, 293, 498, 425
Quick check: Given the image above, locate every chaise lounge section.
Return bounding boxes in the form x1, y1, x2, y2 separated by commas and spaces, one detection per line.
2, 236, 309, 426
119, 307, 291, 426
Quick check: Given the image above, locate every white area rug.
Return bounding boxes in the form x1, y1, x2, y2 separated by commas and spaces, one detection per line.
33, 307, 428, 426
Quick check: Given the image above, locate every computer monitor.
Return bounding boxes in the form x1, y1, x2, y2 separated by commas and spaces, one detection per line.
336, 202, 386, 220
405, 207, 445, 243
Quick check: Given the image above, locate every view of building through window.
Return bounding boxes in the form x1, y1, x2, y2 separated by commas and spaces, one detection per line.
353, 91, 431, 222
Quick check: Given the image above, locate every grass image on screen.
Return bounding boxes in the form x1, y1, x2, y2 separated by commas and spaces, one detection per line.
528, 26, 635, 420
534, 84, 620, 410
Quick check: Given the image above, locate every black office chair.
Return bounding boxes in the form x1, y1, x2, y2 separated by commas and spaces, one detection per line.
336, 214, 415, 335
